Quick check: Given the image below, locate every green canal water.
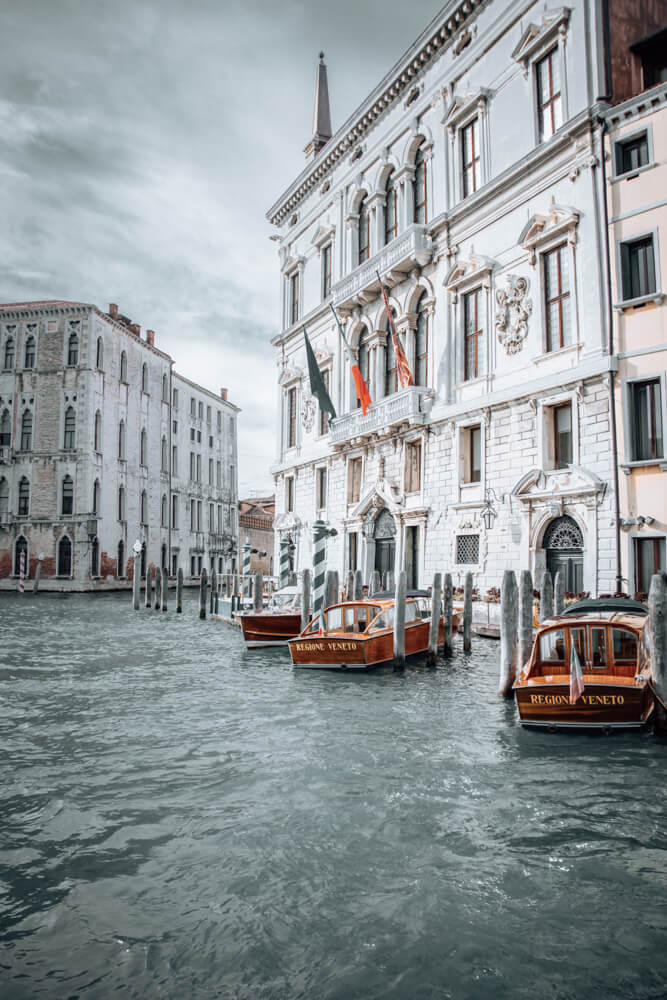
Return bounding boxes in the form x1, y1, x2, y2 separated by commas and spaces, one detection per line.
1, 591, 666, 999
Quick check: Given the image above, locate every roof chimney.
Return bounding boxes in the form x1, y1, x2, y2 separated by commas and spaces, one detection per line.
220, 387, 228, 401
129, 323, 141, 337
304, 53, 332, 160
146, 329, 155, 346
109, 303, 118, 319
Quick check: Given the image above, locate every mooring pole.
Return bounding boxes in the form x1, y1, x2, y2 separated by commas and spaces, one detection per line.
346, 570, 354, 602
154, 566, 162, 611
443, 572, 453, 658
540, 570, 553, 622
301, 569, 312, 632
242, 537, 252, 600
210, 568, 217, 614
33, 559, 41, 595
353, 569, 363, 601
324, 569, 338, 610
145, 565, 153, 608
161, 564, 168, 611
199, 567, 207, 620
176, 567, 183, 613
427, 572, 442, 666
499, 569, 519, 697
463, 572, 473, 652
253, 572, 263, 612
132, 549, 140, 611
648, 573, 667, 734
518, 570, 533, 680
554, 570, 565, 615
370, 569, 380, 596
393, 570, 407, 669
279, 536, 290, 589
312, 520, 329, 616
386, 569, 395, 593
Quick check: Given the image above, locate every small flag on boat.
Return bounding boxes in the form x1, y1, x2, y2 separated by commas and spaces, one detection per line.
329, 303, 372, 415
377, 272, 414, 389
569, 641, 585, 704
318, 606, 326, 636
304, 327, 336, 420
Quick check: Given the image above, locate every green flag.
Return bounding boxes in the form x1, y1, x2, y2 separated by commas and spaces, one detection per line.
303, 327, 336, 420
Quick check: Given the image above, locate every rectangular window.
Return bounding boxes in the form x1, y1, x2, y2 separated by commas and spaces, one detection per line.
290, 272, 300, 325
348, 531, 358, 572
319, 369, 331, 436
635, 537, 666, 594
405, 439, 422, 494
348, 457, 362, 504
316, 467, 327, 510
631, 379, 663, 461
285, 476, 294, 512
536, 47, 562, 141
620, 235, 657, 301
189, 452, 195, 480
464, 425, 482, 483
287, 387, 297, 448
544, 244, 572, 351
322, 244, 332, 299
461, 118, 481, 198
172, 493, 178, 529
172, 445, 178, 476
208, 458, 213, 485
553, 403, 572, 468
190, 499, 196, 530
217, 410, 221, 431
456, 534, 479, 564
463, 289, 483, 381
190, 397, 196, 417
216, 460, 222, 487
197, 500, 202, 530
190, 428, 195, 441
615, 132, 649, 176
196, 454, 201, 482
172, 387, 179, 408
172, 420, 177, 433
209, 503, 214, 531
206, 405, 211, 425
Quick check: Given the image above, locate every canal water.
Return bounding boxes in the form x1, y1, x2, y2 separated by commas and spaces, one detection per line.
1, 592, 666, 999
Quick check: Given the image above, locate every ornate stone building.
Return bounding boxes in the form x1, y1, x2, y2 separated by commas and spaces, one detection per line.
268, 1, 664, 595
0, 300, 239, 589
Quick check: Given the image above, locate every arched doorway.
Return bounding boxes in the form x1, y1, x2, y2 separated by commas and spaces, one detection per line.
57, 535, 72, 577
14, 535, 28, 576
544, 516, 584, 593
374, 509, 396, 586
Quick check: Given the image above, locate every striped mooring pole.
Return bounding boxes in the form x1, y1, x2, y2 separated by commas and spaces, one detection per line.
279, 535, 291, 589
242, 537, 252, 598
18, 550, 25, 594
311, 520, 329, 616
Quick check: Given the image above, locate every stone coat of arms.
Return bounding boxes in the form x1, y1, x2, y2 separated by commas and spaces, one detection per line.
301, 394, 315, 432
495, 275, 532, 356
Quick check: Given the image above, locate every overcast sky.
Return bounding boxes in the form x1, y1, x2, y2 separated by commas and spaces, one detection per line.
0, 0, 440, 496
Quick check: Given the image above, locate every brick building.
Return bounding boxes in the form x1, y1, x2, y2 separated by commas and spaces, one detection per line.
0, 300, 239, 589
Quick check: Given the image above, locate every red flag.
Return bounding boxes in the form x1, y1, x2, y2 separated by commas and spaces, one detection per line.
329, 303, 372, 414
569, 641, 585, 704
378, 277, 414, 389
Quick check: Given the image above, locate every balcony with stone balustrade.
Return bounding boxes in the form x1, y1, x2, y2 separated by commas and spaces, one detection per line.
329, 386, 434, 448
331, 224, 433, 311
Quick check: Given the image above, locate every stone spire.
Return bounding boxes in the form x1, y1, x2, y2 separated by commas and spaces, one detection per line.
304, 52, 332, 160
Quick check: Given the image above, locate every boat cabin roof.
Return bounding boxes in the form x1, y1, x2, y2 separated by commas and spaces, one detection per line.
561, 598, 647, 617
370, 589, 431, 599
539, 611, 646, 633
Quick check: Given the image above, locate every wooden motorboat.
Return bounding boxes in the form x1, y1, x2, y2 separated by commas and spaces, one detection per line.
513, 598, 653, 729
237, 585, 303, 649
288, 592, 460, 672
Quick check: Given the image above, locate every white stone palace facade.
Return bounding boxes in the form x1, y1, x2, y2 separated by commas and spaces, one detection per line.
268, 0, 665, 595
0, 299, 239, 589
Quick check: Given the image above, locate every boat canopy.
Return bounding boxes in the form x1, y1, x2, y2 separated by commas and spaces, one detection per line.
561, 598, 647, 617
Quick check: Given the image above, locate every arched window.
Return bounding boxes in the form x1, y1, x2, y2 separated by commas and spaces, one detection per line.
4, 337, 15, 370
118, 420, 126, 459
161, 436, 168, 472
414, 295, 429, 387
62, 475, 74, 515
162, 373, 168, 402
161, 494, 167, 527
58, 535, 72, 576
384, 172, 397, 245
92, 478, 100, 515
63, 406, 76, 449
384, 317, 398, 397
141, 489, 148, 524
413, 142, 428, 224
118, 485, 125, 520
120, 351, 128, 382
18, 477, 30, 516
0, 408, 11, 447
67, 332, 79, 366
91, 537, 99, 577
20, 410, 33, 451
358, 194, 370, 263
141, 362, 148, 393
96, 336, 104, 369
0, 477, 9, 514
117, 539, 125, 578
24, 335, 36, 369
140, 428, 147, 466
14, 535, 28, 575
94, 410, 102, 452
356, 327, 371, 410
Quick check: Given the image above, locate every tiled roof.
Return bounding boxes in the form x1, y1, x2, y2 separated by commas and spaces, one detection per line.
0, 299, 91, 310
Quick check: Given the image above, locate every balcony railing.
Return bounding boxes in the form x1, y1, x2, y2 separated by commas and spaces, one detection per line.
332, 224, 433, 310
330, 386, 433, 446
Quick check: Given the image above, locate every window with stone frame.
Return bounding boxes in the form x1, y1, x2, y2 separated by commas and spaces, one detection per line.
94, 411, 102, 452
208, 458, 213, 485
198, 401, 203, 420
92, 479, 100, 515
536, 47, 562, 141
358, 194, 370, 263
196, 454, 201, 482
118, 420, 126, 459
67, 332, 79, 366
629, 378, 663, 461
285, 475, 294, 512
461, 118, 481, 198
552, 402, 573, 468
62, 475, 74, 515
463, 289, 483, 381
0, 477, 8, 514
0, 408, 11, 447
172, 494, 178, 529
118, 485, 125, 520
141, 490, 148, 525
120, 351, 128, 382
18, 477, 30, 516
316, 466, 327, 510
4, 337, 15, 369
413, 142, 428, 224
172, 445, 178, 476
348, 456, 362, 504
289, 271, 300, 325
141, 363, 148, 393
414, 295, 429, 387
348, 531, 358, 572
462, 425, 482, 483
405, 439, 422, 494
384, 172, 398, 245
161, 495, 168, 528
614, 131, 649, 177
321, 243, 332, 299
635, 536, 666, 595
543, 243, 572, 351
456, 534, 479, 564
24, 335, 36, 369
140, 428, 147, 466
20, 410, 32, 451
190, 499, 196, 530
161, 436, 168, 471
57, 535, 72, 576
620, 235, 657, 302
287, 387, 297, 448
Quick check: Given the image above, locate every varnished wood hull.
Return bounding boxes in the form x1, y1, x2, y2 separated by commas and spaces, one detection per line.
289, 617, 457, 671
238, 611, 302, 649
514, 681, 654, 729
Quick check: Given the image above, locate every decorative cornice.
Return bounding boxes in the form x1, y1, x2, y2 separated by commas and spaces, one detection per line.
266, 0, 487, 227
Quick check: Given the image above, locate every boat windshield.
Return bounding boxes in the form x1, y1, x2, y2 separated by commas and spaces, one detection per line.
303, 604, 382, 634
272, 592, 300, 609
537, 624, 640, 672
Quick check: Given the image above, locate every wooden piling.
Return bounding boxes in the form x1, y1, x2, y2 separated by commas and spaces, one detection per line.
346, 571, 354, 602
386, 570, 395, 593
301, 569, 312, 632
176, 567, 183, 613
499, 570, 519, 697
145, 565, 152, 608
33, 562, 41, 595
210, 568, 217, 613
648, 573, 667, 733
463, 572, 473, 652
324, 569, 339, 609
353, 569, 363, 601
518, 570, 533, 680
443, 572, 453, 657
540, 570, 553, 622
199, 567, 207, 620
427, 572, 442, 666
161, 565, 168, 611
553, 570, 565, 615
370, 570, 381, 596
132, 554, 141, 610
393, 570, 407, 669
154, 566, 162, 611
253, 572, 263, 612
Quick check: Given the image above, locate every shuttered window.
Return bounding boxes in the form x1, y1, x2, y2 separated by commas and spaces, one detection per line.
405, 440, 422, 494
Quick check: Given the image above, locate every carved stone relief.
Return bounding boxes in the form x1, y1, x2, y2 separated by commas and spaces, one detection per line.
495, 275, 532, 356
